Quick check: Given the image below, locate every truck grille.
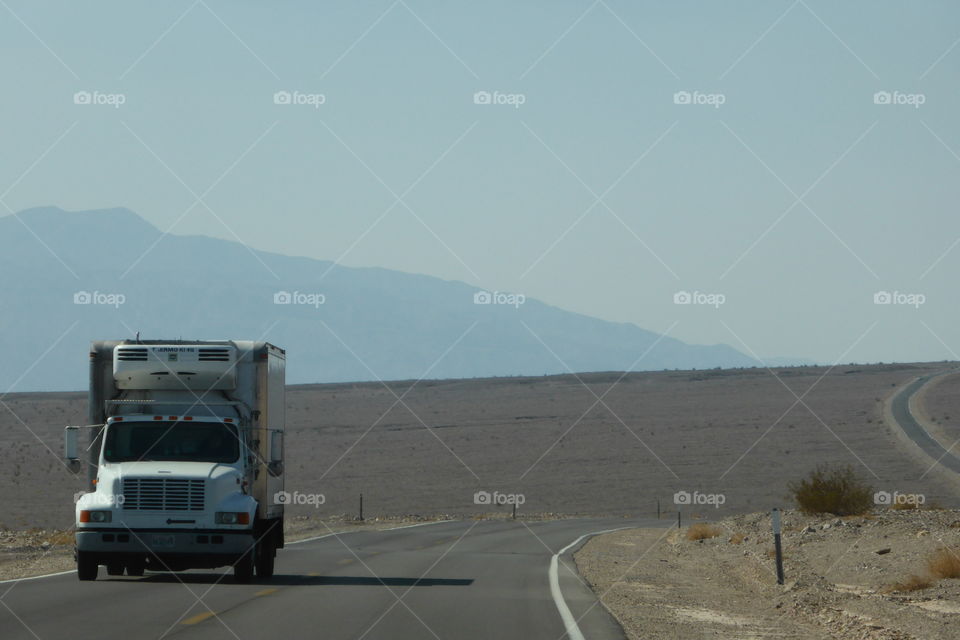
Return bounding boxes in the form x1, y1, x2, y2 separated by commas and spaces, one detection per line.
122, 478, 205, 511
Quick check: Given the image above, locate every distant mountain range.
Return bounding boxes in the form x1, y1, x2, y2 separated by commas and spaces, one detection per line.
0, 207, 809, 391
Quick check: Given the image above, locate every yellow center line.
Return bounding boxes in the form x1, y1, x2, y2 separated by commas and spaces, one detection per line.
182, 611, 217, 625
337, 558, 354, 565
255, 588, 279, 596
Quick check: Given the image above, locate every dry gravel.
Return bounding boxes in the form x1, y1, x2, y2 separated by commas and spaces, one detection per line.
0, 529, 74, 581
576, 508, 960, 639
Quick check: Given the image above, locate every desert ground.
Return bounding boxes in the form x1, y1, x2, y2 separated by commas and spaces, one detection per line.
577, 508, 960, 640
1, 362, 958, 533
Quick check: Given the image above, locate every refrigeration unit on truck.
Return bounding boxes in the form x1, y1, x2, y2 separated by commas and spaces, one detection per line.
65, 340, 285, 582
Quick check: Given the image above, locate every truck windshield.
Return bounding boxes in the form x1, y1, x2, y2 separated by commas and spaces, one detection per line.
104, 422, 240, 463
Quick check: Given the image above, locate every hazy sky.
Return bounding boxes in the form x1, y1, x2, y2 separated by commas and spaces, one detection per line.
2, 0, 958, 365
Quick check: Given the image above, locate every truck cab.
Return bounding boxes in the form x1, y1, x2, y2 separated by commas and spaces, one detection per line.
66, 340, 285, 582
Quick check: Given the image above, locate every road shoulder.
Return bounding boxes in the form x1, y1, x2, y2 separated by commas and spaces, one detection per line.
576, 511, 960, 640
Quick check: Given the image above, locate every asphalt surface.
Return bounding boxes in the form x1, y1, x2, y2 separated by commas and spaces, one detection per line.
0, 517, 664, 640
890, 371, 960, 474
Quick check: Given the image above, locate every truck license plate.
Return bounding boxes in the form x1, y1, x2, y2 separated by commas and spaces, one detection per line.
151, 534, 175, 548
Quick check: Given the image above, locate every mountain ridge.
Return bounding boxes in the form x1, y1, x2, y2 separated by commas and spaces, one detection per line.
0, 206, 807, 391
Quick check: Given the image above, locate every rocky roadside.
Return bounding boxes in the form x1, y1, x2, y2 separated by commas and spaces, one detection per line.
576, 509, 960, 640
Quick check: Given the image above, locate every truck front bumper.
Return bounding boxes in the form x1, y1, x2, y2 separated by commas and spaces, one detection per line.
76, 528, 253, 564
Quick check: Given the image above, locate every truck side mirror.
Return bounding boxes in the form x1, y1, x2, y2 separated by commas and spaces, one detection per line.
268, 430, 283, 476
64, 426, 82, 473
270, 431, 283, 463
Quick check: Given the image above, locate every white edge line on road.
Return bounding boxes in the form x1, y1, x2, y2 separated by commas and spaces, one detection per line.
0, 569, 76, 584
0, 520, 457, 584
550, 526, 632, 640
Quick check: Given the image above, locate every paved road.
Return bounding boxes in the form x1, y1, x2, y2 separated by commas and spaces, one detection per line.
1, 518, 664, 640
890, 371, 960, 474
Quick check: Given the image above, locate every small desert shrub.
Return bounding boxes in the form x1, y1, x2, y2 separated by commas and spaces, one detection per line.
788, 464, 873, 516
686, 523, 721, 541
882, 574, 933, 594
927, 547, 960, 579
729, 532, 746, 544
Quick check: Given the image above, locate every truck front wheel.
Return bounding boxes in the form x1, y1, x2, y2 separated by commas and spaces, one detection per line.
77, 552, 98, 581
256, 537, 275, 578
233, 544, 255, 583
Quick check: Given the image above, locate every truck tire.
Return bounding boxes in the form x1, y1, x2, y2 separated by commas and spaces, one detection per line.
233, 544, 255, 583
256, 537, 275, 578
77, 552, 98, 581
106, 562, 125, 576
126, 560, 145, 576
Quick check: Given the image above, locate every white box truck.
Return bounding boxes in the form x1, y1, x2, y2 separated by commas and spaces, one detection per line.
65, 340, 285, 582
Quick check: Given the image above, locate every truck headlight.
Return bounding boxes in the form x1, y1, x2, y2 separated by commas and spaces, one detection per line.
215, 512, 249, 525
79, 510, 112, 523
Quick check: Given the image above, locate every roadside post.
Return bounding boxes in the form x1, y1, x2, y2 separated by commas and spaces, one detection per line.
772, 508, 784, 585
